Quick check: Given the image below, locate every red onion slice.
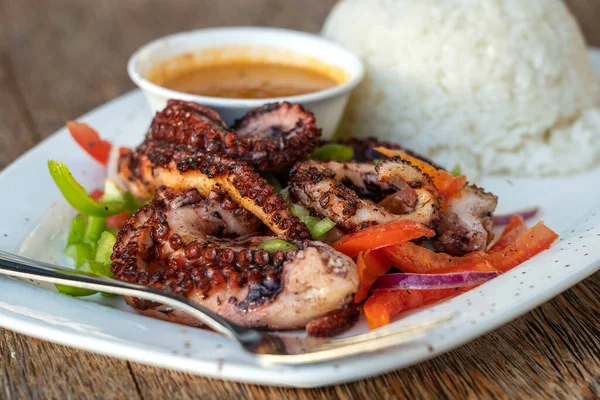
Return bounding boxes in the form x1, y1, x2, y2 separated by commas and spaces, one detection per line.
371, 271, 499, 291
106, 144, 123, 188
492, 207, 539, 226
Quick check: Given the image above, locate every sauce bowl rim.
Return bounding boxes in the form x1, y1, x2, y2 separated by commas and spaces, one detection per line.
127, 26, 365, 107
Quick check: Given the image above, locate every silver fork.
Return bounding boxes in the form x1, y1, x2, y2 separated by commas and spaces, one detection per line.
0, 250, 454, 365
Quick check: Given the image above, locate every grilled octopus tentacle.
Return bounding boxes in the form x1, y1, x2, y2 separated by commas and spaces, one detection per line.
111, 187, 359, 332
119, 142, 310, 240
231, 102, 321, 170
145, 100, 320, 171
148, 100, 229, 147
289, 157, 440, 232
375, 157, 440, 226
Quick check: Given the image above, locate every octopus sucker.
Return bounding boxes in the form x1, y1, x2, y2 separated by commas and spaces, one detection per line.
111, 187, 359, 331
289, 158, 440, 232
140, 100, 319, 171
119, 144, 310, 240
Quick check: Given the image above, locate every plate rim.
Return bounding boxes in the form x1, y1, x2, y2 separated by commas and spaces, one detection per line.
0, 50, 599, 388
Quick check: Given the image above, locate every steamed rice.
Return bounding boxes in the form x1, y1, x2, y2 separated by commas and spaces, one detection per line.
323, 0, 600, 176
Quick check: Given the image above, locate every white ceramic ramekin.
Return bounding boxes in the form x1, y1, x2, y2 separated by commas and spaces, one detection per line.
127, 27, 364, 139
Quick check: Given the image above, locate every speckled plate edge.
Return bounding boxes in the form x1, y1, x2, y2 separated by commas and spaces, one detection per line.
0, 50, 598, 388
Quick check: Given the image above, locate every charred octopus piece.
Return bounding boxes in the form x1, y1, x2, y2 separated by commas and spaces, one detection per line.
436, 184, 498, 255
231, 102, 321, 169
111, 187, 359, 332
289, 157, 440, 232
148, 100, 229, 146
119, 142, 310, 240
145, 100, 320, 171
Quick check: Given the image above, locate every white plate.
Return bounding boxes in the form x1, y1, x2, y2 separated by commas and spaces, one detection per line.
0, 50, 599, 388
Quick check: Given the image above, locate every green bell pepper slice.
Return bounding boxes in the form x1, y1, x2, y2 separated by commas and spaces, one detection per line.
290, 203, 310, 218
123, 191, 145, 213
55, 269, 98, 297
285, 195, 337, 239
310, 144, 354, 162
48, 160, 126, 217
451, 164, 462, 177
257, 239, 299, 251
55, 284, 98, 297
79, 259, 112, 278
286, 199, 336, 239
65, 243, 94, 267
95, 231, 116, 269
306, 217, 336, 239
66, 214, 87, 246
84, 216, 106, 244
80, 259, 115, 297
90, 261, 113, 278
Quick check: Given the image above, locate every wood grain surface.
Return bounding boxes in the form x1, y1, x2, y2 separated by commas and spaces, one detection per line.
1, 0, 599, 398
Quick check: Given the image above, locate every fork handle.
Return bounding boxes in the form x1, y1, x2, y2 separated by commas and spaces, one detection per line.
0, 250, 251, 342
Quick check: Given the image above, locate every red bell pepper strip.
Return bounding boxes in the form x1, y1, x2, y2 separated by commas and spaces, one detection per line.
484, 221, 558, 272
354, 250, 392, 303
488, 215, 526, 252
332, 220, 435, 258
382, 242, 486, 273
364, 287, 469, 329
425, 260, 498, 274
382, 221, 558, 274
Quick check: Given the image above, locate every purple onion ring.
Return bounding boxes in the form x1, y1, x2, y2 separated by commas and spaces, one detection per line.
371, 271, 499, 291
492, 207, 539, 226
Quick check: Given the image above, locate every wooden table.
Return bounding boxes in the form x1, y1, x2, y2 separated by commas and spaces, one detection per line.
1, 1, 599, 398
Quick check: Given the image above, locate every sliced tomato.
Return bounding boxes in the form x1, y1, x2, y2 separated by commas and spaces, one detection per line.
488, 215, 526, 252
89, 189, 104, 201
374, 147, 466, 202
332, 220, 435, 258
364, 287, 466, 329
383, 221, 558, 274
106, 212, 130, 230
67, 121, 113, 165
354, 250, 392, 303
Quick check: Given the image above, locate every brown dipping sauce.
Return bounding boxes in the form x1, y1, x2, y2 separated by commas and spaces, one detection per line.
147, 47, 347, 99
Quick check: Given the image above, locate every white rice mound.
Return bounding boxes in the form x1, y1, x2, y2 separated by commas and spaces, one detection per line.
323, 0, 600, 176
